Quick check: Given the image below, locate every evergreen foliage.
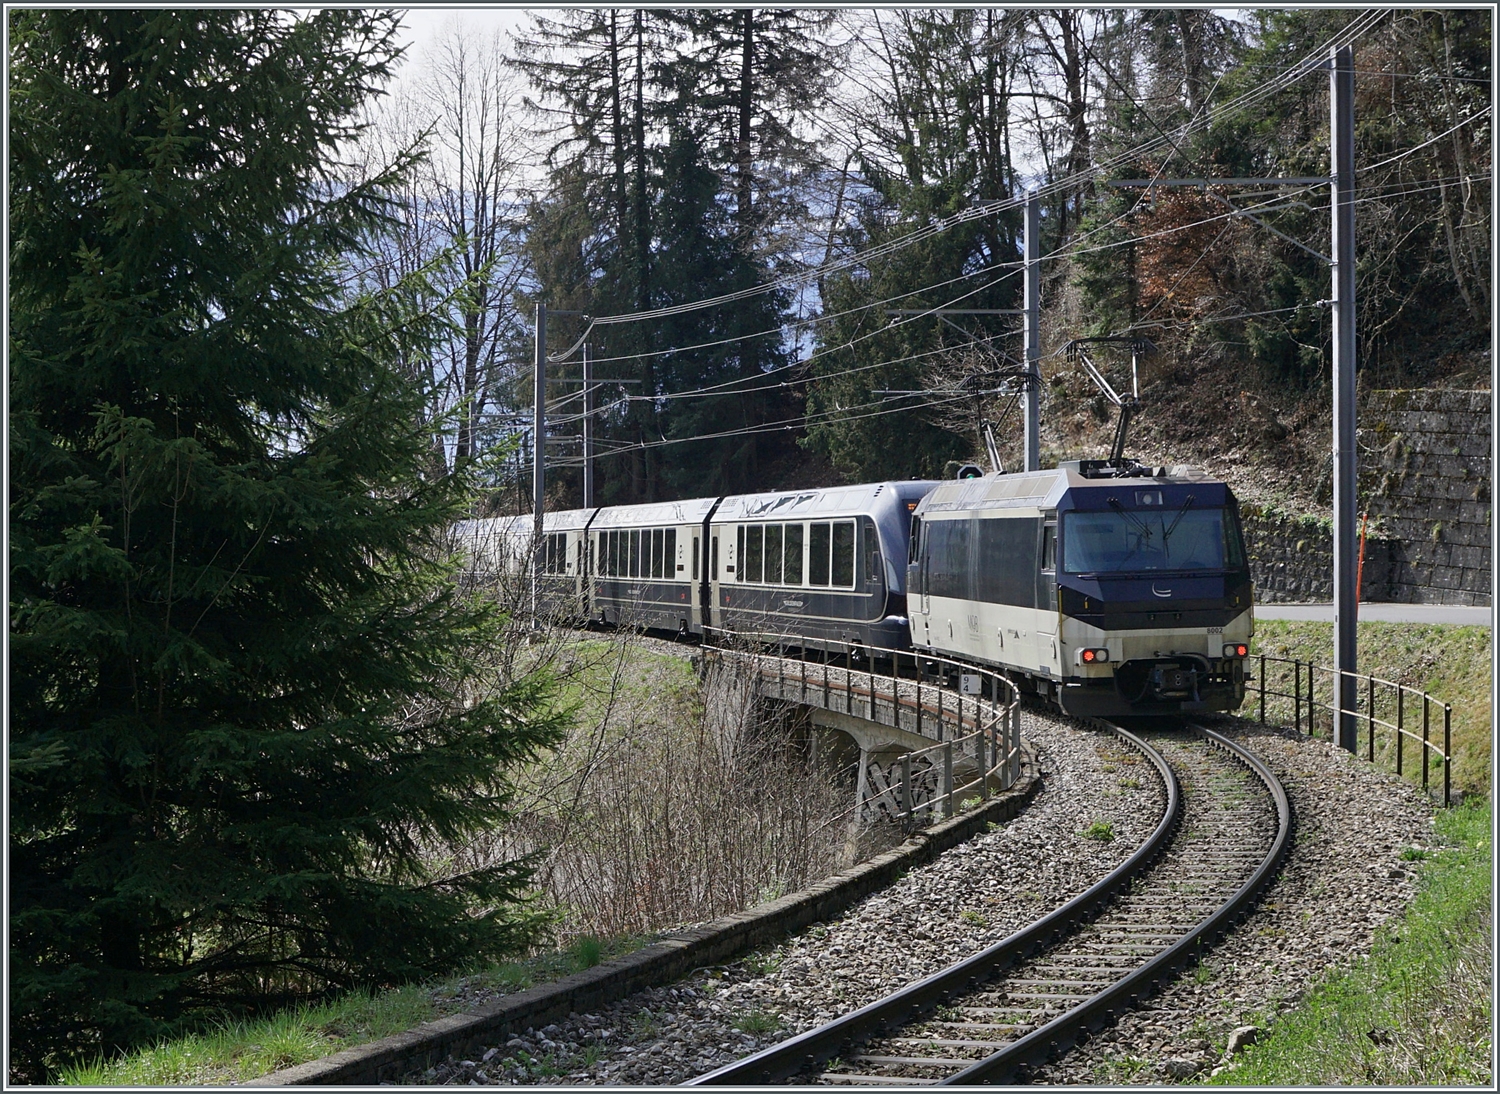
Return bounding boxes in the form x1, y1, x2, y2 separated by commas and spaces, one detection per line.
510, 9, 835, 504
8, 10, 566, 1078
650, 126, 798, 497
804, 11, 1024, 481
1073, 9, 1491, 390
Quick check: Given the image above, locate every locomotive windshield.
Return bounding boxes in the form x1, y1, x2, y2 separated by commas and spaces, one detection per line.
1061, 505, 1245, 573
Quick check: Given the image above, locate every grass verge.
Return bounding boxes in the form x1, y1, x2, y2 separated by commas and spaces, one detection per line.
56, 934, 646, 1086
1208, 799, 1492, 1085
1249, 619, 1491, 795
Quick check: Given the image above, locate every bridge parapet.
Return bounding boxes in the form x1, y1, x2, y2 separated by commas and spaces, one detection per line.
702, 630, 1025, 827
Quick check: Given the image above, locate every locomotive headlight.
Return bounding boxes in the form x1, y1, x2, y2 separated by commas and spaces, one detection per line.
1077, 647, 1110, 665
1223, 643, 1249, 658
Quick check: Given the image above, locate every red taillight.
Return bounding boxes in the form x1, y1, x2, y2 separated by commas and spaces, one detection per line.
1079, 647, 1109, 664
1223, 643, 1249, 658
1082, 649, 1096, 663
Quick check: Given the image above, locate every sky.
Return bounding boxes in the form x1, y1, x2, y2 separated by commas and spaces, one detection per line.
393, 6, 546, 69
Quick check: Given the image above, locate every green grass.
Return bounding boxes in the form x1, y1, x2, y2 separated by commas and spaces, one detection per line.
57, 935, 650, 1086
731, 1009, 782, 1036
1082, 819, 1116, 842
1249, 620, 1491, 795
1208, 800, 1492, 1086
570, 933, 604, 969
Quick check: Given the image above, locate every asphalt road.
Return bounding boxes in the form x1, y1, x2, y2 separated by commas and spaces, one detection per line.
1255, 602, 1492, 625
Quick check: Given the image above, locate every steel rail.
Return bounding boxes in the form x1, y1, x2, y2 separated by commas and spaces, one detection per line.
684, 722, 1182, 1086
940, 722, 1292, 1084
685, 720, 1291, 1087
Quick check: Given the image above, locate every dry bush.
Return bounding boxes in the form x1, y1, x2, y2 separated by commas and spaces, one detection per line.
516, 650, 871, 941
448, 529, 881, 944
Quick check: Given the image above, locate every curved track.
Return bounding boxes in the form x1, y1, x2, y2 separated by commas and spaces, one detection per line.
687, 720, 1291, 1086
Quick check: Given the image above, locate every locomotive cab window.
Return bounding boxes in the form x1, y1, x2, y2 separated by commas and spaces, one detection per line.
1062, 505, 1245, 573
1042, 523, 1056, 571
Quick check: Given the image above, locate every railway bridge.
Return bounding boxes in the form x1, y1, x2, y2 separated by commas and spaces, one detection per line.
700, 630, 1026, 826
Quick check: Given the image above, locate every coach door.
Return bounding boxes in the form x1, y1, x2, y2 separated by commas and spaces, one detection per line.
1035, 518, 1058, 675
910, 515, 930, 644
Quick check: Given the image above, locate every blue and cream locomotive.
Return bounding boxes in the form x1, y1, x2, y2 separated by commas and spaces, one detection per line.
907, 460, 1253, 715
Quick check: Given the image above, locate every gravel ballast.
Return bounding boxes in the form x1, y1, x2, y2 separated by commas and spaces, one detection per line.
412, 711, 1166, 1085
411, 713, 1433, 1086
1027, 716, 1435, 1085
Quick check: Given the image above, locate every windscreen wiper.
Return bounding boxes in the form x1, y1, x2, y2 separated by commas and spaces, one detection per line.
1107, 496, 1155, 562
1161, 494, 1196, 558
1108, 497, 1155, 541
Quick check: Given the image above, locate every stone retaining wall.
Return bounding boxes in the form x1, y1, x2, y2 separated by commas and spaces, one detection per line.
1239, 506, 1396, 604
1240, 389, 1490, 606
1361, 388, 1491, 605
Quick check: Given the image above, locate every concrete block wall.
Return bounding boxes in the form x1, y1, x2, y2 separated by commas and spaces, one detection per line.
1361, 389, 1491, 606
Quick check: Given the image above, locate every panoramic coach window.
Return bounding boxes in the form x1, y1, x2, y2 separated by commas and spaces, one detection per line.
765, 524, 783, 584
832, 520, 855, 587
807, 521, 856, 588
652, 528, 665, 579
542, 533, 569, 575
735, 525, 765, 583
666, 529, 678, 575
783, 523, 804, 584
809, 523, 830, 585
744, 525, 764, 582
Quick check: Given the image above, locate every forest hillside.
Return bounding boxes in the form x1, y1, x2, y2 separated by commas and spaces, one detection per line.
366, 8, 1489, 515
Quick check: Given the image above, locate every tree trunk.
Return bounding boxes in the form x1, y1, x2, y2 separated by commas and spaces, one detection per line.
736, 10, 755, 239
631, 11, 656, 500
608, 12, 628, 236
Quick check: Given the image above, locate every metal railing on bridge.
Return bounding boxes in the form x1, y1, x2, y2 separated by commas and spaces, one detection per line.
1247, 654, 1455, 806
702, 629, 1025, 829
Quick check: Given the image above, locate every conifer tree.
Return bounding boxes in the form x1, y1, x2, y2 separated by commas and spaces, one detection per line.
805, 11, 1022, 481
8, 10, 566, 1077
650, 126, 798, 496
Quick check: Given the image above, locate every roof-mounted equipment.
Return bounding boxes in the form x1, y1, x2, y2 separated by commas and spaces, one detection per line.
1064, 336, 1157, 464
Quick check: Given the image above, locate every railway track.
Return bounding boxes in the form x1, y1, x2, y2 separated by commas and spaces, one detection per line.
687, 720, 1291, 1086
